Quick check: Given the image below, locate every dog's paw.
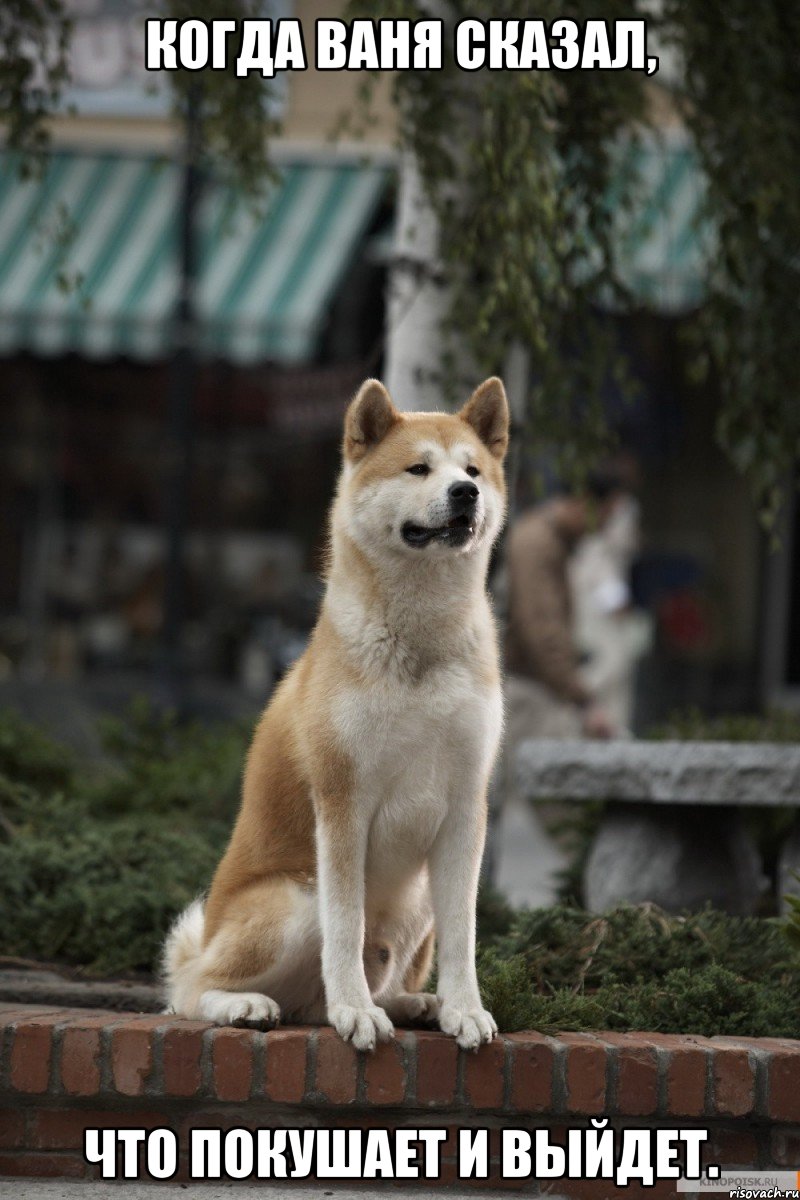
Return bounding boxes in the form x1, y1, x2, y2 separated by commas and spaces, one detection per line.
329, 1003, 394, 1051
438, 1002, 497, 1050
199, 989, 281, 1029
384, 992, 440, 1025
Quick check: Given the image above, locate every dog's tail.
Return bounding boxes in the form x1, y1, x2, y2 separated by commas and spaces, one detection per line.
161, 898, 206, 1014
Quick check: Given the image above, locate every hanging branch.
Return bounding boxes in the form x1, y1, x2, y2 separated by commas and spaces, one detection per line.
352, 0, 800, 516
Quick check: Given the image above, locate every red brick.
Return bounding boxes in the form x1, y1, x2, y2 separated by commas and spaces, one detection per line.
178, 1110, 250, 1140
0, 1006, 62, 1024
437, 1159, 527, 1192
561, 1033, 606, 1115
508, 1033, 555, 1113
29, 1108, 165, 1150
712, 1047, 755, 1117
263, 1029, 308, 1103
712, 1035, 784, 1052
60, 1008, 121, 1021
60, 1026, 103, 1097
10, 1016, 63, 1093
0, 1151, 85, 1178
433, 1124, 460, 1161
769, 1047, 800, 1122
0, 1107, 25, 1148
109, 1012, 170, 1032
708, 1127, 759, 1166
745, 1036, 800, 1054
651, 1036, 709, 1118
168, 1156, 193, 1185
211, 1027, 254, 1102
467, 1168, 530, 1192
601, 1033, 658, 1116
415, 1032, 458, 1106
363, 1035, 407, 1105
44, 1008, 121, 1028
464, 1036, 506, 1110
111, 1023, 158, 1096
162, 1023, 208, 1097
314, 1029, 358, 1104
771, 1126, 800, 1167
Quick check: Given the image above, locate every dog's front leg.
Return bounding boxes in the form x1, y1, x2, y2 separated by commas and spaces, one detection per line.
316, 809, 394, 1052
428, 796, 497, 1050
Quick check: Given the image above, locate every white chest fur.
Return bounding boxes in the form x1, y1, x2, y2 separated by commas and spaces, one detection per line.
323, 542, 503, 895
331, 660, 502, 891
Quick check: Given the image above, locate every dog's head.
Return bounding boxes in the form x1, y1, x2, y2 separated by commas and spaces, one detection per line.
336, 377, 509, 562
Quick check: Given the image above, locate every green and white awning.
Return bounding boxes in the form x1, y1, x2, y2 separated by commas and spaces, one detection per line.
0, 152, 389, 363
0, 135, 708, 362
611, 133, 711, 312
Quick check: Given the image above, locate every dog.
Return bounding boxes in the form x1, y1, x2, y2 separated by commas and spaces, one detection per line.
163, 376, 509, 1051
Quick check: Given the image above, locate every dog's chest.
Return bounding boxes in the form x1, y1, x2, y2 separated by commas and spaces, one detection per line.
332, 660, 501, 877
335, 659, 495, 777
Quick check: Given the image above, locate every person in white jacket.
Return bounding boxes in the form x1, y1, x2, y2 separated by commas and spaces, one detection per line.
570, 492, 652, 734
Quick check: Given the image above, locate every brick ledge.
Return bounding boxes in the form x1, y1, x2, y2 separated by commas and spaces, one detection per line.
2, 1002, 799, 1117
2, 1003, 800, 1193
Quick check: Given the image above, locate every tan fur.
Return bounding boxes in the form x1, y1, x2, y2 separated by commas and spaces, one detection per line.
403, 928, 436, 993
163, 377, 509, 1050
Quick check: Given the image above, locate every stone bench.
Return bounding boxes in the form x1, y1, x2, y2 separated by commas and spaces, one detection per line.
516, 740, 800, 914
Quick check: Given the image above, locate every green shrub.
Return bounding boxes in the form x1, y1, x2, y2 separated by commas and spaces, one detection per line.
0, 701, 246, 974
785, 874, 800, 953
475, 902, 800, 1037
90, 697, 248, 819
0, 811, 226, 974
0, 708, 74, 791
494, 903, 794, 989
478, 959, 799, 1039
648, 707, 800, 743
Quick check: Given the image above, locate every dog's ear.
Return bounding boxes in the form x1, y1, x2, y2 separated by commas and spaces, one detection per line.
459, 377, 509, 460
344, 379, 400, 462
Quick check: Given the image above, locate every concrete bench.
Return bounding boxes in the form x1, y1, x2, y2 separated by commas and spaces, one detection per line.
516, 739, 800, 914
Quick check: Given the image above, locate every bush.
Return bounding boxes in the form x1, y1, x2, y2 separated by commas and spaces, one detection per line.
475, 897, 800, 1037
0, 708, 74, 792
648, 707, 800, 743
0, 701, 247, 974
0, 812, 225, 974
89, 697, 248, 819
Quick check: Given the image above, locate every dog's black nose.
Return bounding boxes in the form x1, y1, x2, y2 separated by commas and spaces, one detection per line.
448, 480, 479, 508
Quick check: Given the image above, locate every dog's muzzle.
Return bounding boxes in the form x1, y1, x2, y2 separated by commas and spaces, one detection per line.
401, 482, 480, 548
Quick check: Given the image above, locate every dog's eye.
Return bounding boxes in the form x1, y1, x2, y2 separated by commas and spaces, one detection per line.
406, 463, 430, 476
466, 465, 480, 478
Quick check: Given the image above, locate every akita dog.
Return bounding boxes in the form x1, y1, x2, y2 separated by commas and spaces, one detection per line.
163, 376, 509, 1051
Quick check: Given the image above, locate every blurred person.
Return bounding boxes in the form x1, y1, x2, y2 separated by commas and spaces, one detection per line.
489, 469, 628, 908
504, 468, 627, 743
570, 490, 653, 733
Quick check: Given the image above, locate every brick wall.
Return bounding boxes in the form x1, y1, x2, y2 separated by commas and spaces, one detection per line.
1, 1004, 799, 1196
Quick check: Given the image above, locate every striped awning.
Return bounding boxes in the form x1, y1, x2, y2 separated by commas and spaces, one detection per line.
611, 133, 711, 312
0, 152, 389, 363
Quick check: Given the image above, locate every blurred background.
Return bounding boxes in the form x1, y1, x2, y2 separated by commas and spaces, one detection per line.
0, 3, 797, 746
2, 1, 800, 1000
